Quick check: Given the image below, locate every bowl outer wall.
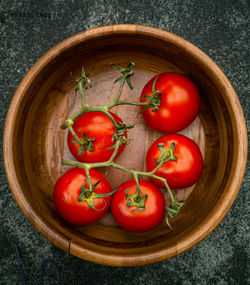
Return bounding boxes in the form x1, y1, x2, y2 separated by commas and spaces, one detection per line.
3, 24, 248, 266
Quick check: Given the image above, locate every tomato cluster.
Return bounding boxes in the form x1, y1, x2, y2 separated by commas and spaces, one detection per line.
54, 68, 203, 233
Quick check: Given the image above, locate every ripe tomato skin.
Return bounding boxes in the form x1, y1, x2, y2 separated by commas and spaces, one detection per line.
54, 167, 112, 226
147, 134, 203, 189
140, 72, 200, 133
111, 180, 166, 232
67, 111, 126, 163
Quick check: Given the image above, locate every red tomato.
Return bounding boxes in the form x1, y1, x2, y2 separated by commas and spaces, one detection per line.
140, 72, 200, 133
111, 180, 166, 232
147, 134, 203, 189
67, 111, 126, 163
54, 167, 112, 226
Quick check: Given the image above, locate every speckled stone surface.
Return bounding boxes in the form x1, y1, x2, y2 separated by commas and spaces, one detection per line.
0, 0, 249, 284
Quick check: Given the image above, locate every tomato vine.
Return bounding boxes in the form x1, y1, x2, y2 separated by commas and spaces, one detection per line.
60, 62, 184, 227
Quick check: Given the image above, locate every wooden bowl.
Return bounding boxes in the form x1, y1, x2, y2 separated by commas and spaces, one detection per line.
4, 25, 247, 266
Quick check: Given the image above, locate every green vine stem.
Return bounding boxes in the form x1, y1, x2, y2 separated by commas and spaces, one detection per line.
61, 62, 184, 227
107, 78, 126, 108
75, 67, 92, 107
66, 120, 82, 145
61, 62, 147, 130
112, 100, 148, 107
62, 145, 179, 210
62, 140, 121, 169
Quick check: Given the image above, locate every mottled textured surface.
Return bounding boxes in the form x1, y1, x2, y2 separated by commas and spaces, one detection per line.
0, 0, 249, 284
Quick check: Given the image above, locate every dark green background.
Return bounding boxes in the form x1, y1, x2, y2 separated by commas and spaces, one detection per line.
1, 0, 249, 284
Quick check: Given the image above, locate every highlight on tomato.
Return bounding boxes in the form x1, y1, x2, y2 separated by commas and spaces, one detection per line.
111, 180, 166, 232
140, 72, 200, 133
67, 111, 132, 163
146, 134, 203, 189
54, 167, 113, 226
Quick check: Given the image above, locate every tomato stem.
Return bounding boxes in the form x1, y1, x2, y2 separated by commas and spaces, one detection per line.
133, 174, 140, 194
61, 62, 144, 131
79, 80, 86, 108
62, 156, 174, 202
84, 167, 93, 192
67, 124, 82, 145
62, 140, 121, 169
107, 78, 126, 108
112, 100, 148, 107
74, 67, 92, 108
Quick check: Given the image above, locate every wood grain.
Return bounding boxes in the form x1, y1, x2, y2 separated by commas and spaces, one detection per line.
3, 24, 247, 266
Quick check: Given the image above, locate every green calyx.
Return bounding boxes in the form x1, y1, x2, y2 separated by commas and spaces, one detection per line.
75, 67, 92, 90
71, 130, 95, 155
111, 62, 135, 90
124, 187, 148, 211
103, 122, 134, 151
166, 200, 184, 229
112, 122, 134, 144
78, 177, 117, 211
140, 75, 161, 114
156, 142, 177, 164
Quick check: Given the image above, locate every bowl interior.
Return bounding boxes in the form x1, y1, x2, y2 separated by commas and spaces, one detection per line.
8, 30, 236, 265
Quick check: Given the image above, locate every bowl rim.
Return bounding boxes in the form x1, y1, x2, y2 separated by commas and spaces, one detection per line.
3, 24, 248, 266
